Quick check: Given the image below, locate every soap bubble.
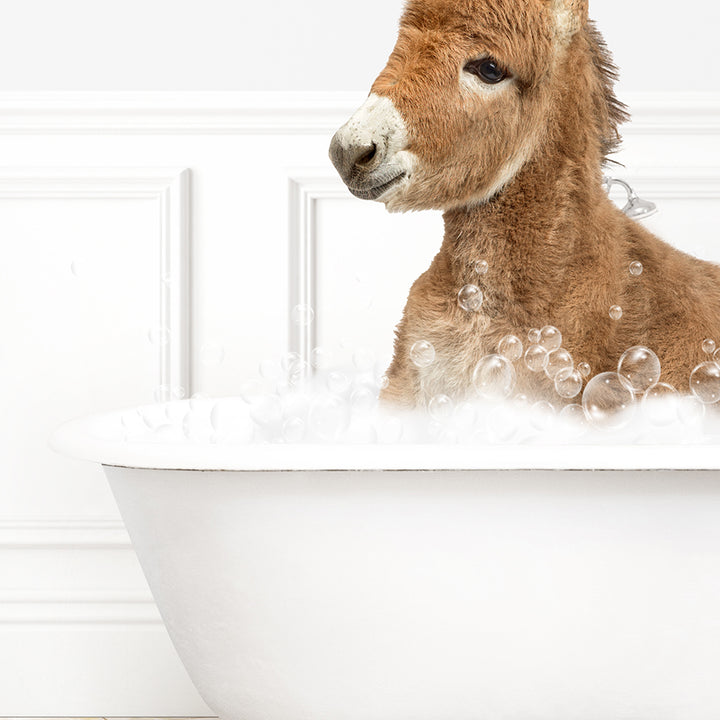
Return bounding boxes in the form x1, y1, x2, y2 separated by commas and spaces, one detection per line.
353, 273, 375, 310
209, 398, 254, 441
282, 416, 305, 442
345, 419, 378, 444
702, 338, 716, 355
272, 353, 303, 387
138, 403, 167, 430
474, 259, 489, 275
689, 361, 720, 404
715, 348, 720, 365
498, 335, 523, 362
545, 348, 573, 380
282, 391, 311, 421
288, 359, 311, 386
275, 380, 292, 398
487, 403, 518, 442
454, 401, 477, 426
310, 346, 333, 369
558, 403, 588, 435
678, 395, 706, 425
353, 347, 375, 371
643, 381, 676, 402
309, 394, 350, 440
524, 344, 548, 373
327, 370, 351, 395
239, 379, 263, 404
153, 384, 170, 403
70, 259, 84, 277
472, 354, 516, 401
617, 346, 661, 394
375, 353, 392, 376
164, 399, 186, 424
577, 362, 592, 378
629, 261, 643, 276
189, 391, 210, 409
200, 342, 225, 367
528, 328, 541, 344
530, 401, 556, 431
350, 386, 376, 414
641, 382, 679, 426
248, 396, 283, 428
539, 326, 562, 352
152, 424, 179, 442
410, 340, 436, 368
554, 367, 583, 398
428, 394, 454, 422
291, 304, 314, 326
609, 305, 623, 321
428, 421, 458, 444
378, 374, 389, 390
259, 358, 282, 380
458, 284, 483, 312
377, 415, 404, 443
148, 327, 170, 347
280, 351, 301, 371
182, 410, 209, 442
582, 372, 635, 429
352, 288, 374, 312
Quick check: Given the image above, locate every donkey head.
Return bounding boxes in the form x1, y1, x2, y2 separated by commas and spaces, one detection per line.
329, 0, 595, 213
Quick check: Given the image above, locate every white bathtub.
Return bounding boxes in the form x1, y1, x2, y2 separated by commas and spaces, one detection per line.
51, 402, 720, 720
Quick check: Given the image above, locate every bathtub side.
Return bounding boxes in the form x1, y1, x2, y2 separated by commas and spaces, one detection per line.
105, 465, 720, 720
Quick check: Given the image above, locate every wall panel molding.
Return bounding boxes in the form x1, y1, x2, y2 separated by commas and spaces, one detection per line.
0, 91, 717, 134
0, 515, 129, 548
0, 167, 191, 401
0, 517, 158, 625
621, 166, 720, 198
287, 172, 348, 368
0, 168, 190, 640
0, 590, 160, 625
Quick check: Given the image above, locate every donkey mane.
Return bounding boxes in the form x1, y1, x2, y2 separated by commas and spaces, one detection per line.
584, 19, 630, 164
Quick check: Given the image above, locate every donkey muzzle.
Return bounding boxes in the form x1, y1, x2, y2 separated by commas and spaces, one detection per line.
328, 93, 411, 201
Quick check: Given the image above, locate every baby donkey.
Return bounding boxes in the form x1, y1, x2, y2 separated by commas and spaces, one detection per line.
329, 0, 720, 407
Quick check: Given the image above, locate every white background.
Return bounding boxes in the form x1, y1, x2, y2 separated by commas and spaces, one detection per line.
1, 0, 720, 716
0, 0, 716, 94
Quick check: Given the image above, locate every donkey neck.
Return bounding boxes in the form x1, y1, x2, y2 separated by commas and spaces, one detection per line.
439, 147, 613, 323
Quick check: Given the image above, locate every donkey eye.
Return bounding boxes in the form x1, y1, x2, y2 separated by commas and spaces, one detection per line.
463, 58, 509, 84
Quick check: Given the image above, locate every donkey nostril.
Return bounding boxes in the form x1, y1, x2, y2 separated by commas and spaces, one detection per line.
355, 143, 377, 167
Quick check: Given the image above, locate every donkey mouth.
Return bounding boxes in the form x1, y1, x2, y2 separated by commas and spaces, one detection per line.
348, 173, 406, 201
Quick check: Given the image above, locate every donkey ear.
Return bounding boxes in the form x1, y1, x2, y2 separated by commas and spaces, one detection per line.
551, 0, 589, 42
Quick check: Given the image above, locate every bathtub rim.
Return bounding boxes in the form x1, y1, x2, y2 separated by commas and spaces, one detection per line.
50, 405, 720, 472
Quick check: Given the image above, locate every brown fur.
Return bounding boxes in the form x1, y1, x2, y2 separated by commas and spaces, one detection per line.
355, 0, 720, 406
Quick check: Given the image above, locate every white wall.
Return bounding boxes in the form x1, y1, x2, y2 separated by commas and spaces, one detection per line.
2, 0, 720, 715
0, 0, 718, 93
